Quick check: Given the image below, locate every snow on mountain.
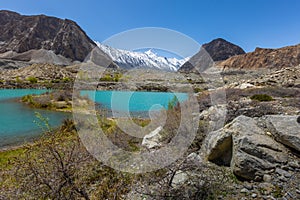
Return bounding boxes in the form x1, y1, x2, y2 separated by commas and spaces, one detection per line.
95, 42, 189, 71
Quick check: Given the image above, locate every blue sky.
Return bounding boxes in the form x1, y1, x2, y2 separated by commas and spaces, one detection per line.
1, 0, 299, 52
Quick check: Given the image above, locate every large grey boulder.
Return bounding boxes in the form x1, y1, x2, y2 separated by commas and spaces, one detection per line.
265, 115, 300, 152
201, 115, 288, 180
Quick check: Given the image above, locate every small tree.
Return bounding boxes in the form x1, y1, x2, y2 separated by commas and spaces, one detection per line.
168, 96, 179, 110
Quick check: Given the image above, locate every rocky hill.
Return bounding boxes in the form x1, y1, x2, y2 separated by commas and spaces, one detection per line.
202, 38, 245, 61
220, 44, 300, 69
179, 38, 245, 73
0, 10, 96, 65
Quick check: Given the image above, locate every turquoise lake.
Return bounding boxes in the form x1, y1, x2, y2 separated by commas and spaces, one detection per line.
0, 89, 70, 148
81, 90, 188, 112
0, 89, 188, 148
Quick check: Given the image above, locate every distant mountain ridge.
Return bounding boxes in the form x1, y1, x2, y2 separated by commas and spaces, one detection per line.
178, 38, 246, 73
96, 42, 189, 71
2, 10, 298, 73
0, 10, 96, 65
219, 44, 300, 69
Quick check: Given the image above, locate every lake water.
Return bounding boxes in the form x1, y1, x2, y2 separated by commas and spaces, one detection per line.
81, 90, 188, 112
0, 89, 70, 148
0, 89, 188, 148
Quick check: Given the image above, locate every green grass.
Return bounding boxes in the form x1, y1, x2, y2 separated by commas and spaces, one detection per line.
0, 148, 25, 170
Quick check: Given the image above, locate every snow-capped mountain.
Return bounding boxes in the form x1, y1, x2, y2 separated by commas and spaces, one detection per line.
95, 42, 189, 71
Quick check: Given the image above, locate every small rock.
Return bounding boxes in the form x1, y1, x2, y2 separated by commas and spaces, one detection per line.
241, 188, 249, 193
286, 192, 295, 199
171, 170, 188, 188
263, 195, 276, 200
244, 183, 253, 190
275, 168, 292, 178
258, 183, 274, 195
251, 193, 257, 198
279, 176, 288, 182
296, 189, 300, 194
254, 176, 262, 182
265, 132, 272, 136
289, 161, 300, 169
263, 174, 272, 183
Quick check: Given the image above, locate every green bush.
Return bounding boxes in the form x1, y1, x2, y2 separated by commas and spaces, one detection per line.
168, 96, 179, 110
21, 95, 34, 104
27, 76, 38, 84
250, 94, 274, 102
99, 73, 122, 82
194, 87, 204, 93
62, 77, 71, 82
51, 79, 60, 83
16, 77, 22, 83
99, 74, 113, 82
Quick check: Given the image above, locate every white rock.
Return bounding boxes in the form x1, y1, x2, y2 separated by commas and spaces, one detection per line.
171, 170, 188, 188
142, 126, 163, 149
238, 83, 255, 89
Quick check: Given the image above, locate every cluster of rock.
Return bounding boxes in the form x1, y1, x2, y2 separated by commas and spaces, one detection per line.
0, 63, 75, 82
252, 65, 300, 88
199, 114, 300, 198
221, 66, 300, 93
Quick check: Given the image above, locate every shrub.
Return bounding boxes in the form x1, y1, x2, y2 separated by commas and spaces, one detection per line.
62, 77, 71, 82
21, 95, 34, 104
16, 77, 22, 83
99, 73, 122, 82
99, 74, 113, 82
168, 96, 179, 110
51, 79, 60, 83
27, 76, 38, 84
250, 94, 274, 102
193, 87, 204, 93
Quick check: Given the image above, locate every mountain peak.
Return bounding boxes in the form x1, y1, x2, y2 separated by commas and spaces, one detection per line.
202, 38, 246, 61
144, 49, 157, 57
96, 42, 188, 71
0, 10, 96, 65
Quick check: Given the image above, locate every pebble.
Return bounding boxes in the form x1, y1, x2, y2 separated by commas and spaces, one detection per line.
286, 192, 295, 198
263, 195, 276, 200
296, 189, 300, 194
289, 161, 300, 169
254, 176, 262, 182
263, 174, 272, 183
258, 183, 274, 195
275, 168, 292, 178
251, 193, 257, 198
279, 176, 288, 182
241, 188, 249, 193
244, 183, 253, 190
